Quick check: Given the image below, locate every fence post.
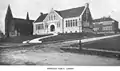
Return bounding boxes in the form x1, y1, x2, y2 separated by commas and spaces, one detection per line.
79, 39, 82, 50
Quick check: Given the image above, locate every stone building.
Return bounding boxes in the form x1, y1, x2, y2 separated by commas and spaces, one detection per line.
5, 5, 34, 37
93, 17, 119, 34
33, 3, 93, 35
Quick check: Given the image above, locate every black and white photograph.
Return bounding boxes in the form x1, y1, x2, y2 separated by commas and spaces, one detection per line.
0, 0, 120, 70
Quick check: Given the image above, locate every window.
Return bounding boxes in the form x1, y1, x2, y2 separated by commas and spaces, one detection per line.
68, 20, 70, 27
54, 15, 56, 20
75, 19, 78, 26
38, 24, 40, 30
72, 20, 75, 27
66, 20, 68, 27
49, 16, 51, 21
51, 15, 53, 20
66, 19, 79, 27
45, 24, 48, 28
36, 24, 44, 30
57, 21, 60, 27
36, 25, 38, 30
70, 20, 72, 27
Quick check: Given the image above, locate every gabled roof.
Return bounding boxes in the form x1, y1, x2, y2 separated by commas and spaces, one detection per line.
12, 18, 34, 31
93, 17, 117, 22
34, 6, 85, 23
34, 14, 48, 23
13, 18, 34, 24
55, 6, 85, 18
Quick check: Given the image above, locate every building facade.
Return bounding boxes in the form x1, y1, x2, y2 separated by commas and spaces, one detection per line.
33, 3, 93, 35
93, 17, 119, 34
5, 5, 34, 37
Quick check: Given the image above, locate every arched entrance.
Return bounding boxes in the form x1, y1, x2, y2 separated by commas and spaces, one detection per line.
50, 25, 55, 32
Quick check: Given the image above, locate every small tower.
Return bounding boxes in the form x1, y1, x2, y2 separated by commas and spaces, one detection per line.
5, 4, 13, 37
26, 12, 30, 21
5, 4, 13, 20
85, 3, 89, 8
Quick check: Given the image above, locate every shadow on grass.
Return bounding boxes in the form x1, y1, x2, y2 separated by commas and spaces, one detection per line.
0, 62, 11, 65
60, 48, 120, 59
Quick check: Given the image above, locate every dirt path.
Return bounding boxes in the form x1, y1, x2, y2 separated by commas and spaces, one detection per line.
1, 51, 120, 65
0, 42, 120, 65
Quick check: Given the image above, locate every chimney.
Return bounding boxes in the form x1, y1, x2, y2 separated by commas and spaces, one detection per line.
40, 12, 43, 16
85, 3, 89, 8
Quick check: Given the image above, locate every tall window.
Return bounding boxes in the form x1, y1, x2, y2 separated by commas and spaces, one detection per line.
38, 24, 41, 30
57, 22, 60, 27
66, 20, 68, 27
36, 25, 38, 30
70, 20, 72, 27
45, 24, 48, 29
49, 16, 51, 21
51, 15, 53, 20
54, 15, 56, 20
68, 20, 70, 27
72, 20, 75, 26
75, 19, 77, 26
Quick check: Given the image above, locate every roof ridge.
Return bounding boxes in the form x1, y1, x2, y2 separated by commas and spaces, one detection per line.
55, 6, 85, 12
34, 6, 86, 23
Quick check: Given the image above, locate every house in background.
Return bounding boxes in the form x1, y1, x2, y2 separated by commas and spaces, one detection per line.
93, 17, 119, 35
5, 5, 34, 37
33, 3, 93, 35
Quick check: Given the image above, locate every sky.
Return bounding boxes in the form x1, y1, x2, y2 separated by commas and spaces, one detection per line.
0, 0, 120, 33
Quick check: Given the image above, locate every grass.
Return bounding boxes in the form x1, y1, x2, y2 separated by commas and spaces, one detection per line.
1, 34, 52, 43
60, 48, 120, 59
74, 35, 120, 51
0, 33, 104, 43
41, 33, 104, 42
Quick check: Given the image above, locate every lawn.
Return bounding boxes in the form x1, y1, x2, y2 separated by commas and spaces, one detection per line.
83, 35, 120, 51
1, 34, 52, 43
41, 33, 104, 42
0, 33, 104, 43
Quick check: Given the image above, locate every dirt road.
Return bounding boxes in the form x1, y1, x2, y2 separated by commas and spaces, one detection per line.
0, 42, 120, 65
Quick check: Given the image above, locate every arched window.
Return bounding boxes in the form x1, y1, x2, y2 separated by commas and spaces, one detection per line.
51, 15, 53, 20
49, 16, 51, 21
54, 15, 56, 20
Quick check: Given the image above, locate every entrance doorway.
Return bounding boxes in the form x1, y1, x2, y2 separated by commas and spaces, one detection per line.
50, 25, 55, 32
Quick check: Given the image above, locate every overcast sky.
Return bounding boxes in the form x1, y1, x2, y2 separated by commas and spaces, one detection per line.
0, 0, 120, 33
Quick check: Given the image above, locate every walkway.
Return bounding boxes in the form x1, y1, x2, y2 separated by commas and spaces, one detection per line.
81, 34, 120, 43
63, 34, 120, 54
63, 34, 120, 44
23, 33, 58, 43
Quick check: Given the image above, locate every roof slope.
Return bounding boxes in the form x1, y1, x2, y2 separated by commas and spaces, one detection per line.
34, 6, 85, 23
55, 6, 85, 18
13, 18, 34, 24
34, 14, 48, 23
